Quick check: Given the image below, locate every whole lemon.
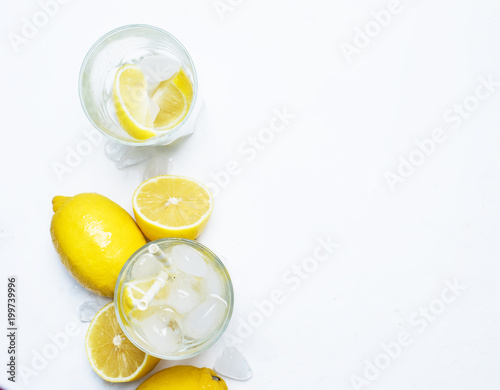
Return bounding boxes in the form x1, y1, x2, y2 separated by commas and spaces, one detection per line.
136, 366, 227, 390
50, 193, 147, 297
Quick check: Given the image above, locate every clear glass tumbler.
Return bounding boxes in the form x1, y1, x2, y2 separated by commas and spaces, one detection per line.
79, 24, 200, 146
115, 238, 234, 360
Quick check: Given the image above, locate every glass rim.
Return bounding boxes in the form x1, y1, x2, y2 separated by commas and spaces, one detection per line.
114, 237, 234, 360
78, 24, 199, 146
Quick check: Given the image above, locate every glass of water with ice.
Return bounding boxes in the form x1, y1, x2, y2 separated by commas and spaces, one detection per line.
79, 24, 201, 146
114, 238, 233, 360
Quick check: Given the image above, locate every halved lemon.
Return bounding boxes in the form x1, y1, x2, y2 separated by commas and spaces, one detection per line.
85, 302, 160, 382
132, 175, 213, 241
113, 65, 193, 141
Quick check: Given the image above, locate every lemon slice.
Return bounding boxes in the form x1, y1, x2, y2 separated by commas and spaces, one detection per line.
113, 65, 193, 141
132, 175, 213, 241
113, 65, 155, 140
152, 69, 193, 129
122, 280, 169, 318
85, 302, 160, 383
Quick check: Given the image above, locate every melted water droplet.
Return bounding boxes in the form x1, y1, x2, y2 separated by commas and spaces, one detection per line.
0, 229, 13, 247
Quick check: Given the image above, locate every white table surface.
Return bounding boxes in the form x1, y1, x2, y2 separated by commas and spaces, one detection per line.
2, 0, 500, 389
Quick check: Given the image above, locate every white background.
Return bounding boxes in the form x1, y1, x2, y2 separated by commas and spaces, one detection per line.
2, 0, 500, 389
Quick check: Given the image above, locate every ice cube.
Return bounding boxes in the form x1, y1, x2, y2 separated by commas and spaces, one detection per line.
139, 55, 181, 95
214, 347, 253, 381
182, 297, 227, 340
104, 141, 152, 168
78, 301, 101, 322
164, 274, 202, 314
116, 147, 152, 169
143, 148, 171, 181
141, 308, 183, 354
105, 140, 128, 162
171, 245, 208, 277
203, 268, 223, 298
132, 253, 162, 280
121, 49, 152, 65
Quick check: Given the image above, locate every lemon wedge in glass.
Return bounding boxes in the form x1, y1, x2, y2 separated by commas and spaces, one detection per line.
113, 65, 193, 140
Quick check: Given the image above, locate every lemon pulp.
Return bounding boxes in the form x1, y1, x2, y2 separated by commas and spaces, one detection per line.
132, 175, 213, 241
85, 302, 160, 382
